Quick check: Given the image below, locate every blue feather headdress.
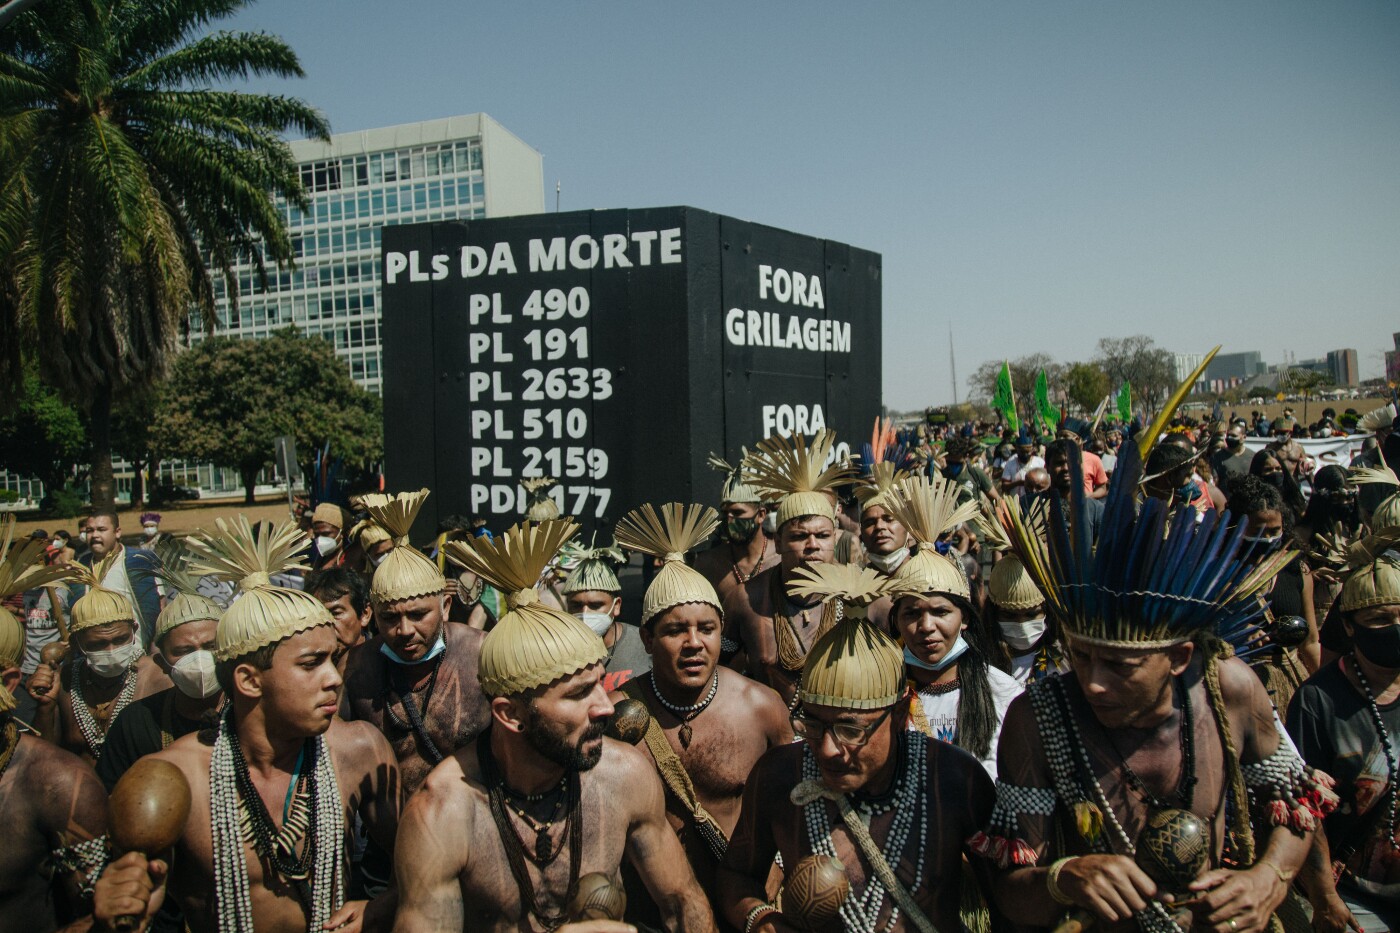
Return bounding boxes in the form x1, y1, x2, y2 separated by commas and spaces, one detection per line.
999, 436, 1297, 650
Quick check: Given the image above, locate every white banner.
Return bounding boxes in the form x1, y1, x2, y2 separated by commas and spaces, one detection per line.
1242, 434, 1370, 473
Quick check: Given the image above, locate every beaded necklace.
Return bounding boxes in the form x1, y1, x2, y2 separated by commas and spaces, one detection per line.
479, 734, 582, 932
1347, 652, 1398, 853
383, 651, 445, 765
798, 732, 926, 933
1093, 678, 1197, 811
210, 711, 343, 933
0, 718, 17, 782
772, 572, 842, 671
649, 670, 719, 749
71, 660, 138, 759
728, 537, 769, 588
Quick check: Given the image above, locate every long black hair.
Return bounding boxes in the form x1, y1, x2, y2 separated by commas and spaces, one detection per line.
897, 591, 1001, 761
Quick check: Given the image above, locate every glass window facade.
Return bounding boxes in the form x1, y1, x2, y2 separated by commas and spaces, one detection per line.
205, 136, 489, 395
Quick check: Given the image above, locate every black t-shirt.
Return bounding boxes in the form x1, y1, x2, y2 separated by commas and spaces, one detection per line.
1286, 660, 1400, 888
96, 688, 206, 791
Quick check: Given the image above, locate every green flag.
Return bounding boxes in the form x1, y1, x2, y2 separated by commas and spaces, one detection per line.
992, 361, 1020, 431
1116, 382, 1132, 423
1034, 370, 1058, 430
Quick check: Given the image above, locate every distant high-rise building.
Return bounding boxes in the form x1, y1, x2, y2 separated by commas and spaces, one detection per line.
207, 113, 544, 393
1173, 352, 1205, 389
1205, 351, 1264, 384
1326, 348, 1358, 387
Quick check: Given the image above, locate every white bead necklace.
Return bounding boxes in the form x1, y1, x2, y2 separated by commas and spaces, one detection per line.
798, 733, 927, 933
71, 659, 138, 759
210, 712, 344, 933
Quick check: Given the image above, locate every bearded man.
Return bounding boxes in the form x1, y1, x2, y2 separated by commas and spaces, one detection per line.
392, 520, 714, 932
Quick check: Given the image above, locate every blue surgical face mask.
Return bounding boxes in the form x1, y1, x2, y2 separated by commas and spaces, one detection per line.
380, 634, 445, 666
946, 462, 965, 477
904, 634, 968, 672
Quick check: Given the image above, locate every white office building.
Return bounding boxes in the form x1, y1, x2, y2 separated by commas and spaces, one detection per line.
210, 113, 545, 393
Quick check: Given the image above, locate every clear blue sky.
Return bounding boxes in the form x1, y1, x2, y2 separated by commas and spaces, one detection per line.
224, 1, 1400, 409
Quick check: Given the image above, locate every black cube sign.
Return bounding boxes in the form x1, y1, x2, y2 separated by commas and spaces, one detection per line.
381, 207, 880, 538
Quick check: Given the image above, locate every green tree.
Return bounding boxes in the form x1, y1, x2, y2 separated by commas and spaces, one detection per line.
1064, 362, 1111, 415
111, 388, 161, 506
0, 368, 90, 499
152, 328, 382, 504
1092, 336, 1177, 412
0, 0, 329, 510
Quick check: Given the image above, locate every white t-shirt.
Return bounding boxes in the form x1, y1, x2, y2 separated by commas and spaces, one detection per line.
910, 666, 1023, 779
1001, 455, 1045, 486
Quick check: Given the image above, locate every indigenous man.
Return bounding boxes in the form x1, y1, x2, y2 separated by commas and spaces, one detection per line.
0, 530, 109, 933
854, 461, 915, 634
340, 489, 490, 797
724, 430, 856, 706
29, 555, 171, 766
940, 435, 998, 506
306, 567, 374, 669
693, 454, 779, 608
1352, 403, 1397, 524
96, 539, 225, 791
611, 503, 793, 925
977, 438, 1328, 933
394, 520, 714, 932
81, 510, 161, 645
91, 516, 402, 933
718, 561, 997, 933
559, 540, 649, 691
1287, 536, 1400, 933
310, 503, 348, 571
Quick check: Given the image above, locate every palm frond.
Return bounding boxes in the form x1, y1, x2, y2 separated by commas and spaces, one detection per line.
443, 520, 579, 595
613, 503, 718, 561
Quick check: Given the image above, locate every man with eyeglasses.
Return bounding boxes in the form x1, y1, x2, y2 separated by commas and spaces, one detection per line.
718, 563, 996, 933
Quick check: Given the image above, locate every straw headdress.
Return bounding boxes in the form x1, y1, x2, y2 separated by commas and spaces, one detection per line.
185, 517, 332, 662
523, 477, 561, 521
146, 537, 224, 643
1339, 529, 1400, 614
559, 539, 626, 595
1358, 403, 1397, 434
743, 430, 856, 528
361, 489, 445, 606
351, 515, 391, 550
445, 520, 606, 697
0, 518, 77, 711
883, 475, 981, 601
614, 503, 722, 626
1370, 490, 1400, 534
988, 554, 1045, 612
69, 553, 138, 635
707, 452, 763, 506
788, 563, 902, 710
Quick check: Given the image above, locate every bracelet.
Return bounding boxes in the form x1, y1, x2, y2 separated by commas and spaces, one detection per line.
744, 902, 780, 933
1256, 858, 1295, 885
1046, 856, 1079, 906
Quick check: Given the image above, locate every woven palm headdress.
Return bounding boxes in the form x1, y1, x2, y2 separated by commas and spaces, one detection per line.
614, 503, 722, 626
789, 563, 902, 710
742, 429, 856, 528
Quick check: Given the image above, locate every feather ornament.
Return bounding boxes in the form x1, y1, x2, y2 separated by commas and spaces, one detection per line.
1349, 464, 1400, 487
0, 515, 77, 599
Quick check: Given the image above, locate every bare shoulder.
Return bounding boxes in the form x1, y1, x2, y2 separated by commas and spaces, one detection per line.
158, 728, 215, 777
327, 716, 395, 770
1212, 653, 1269, 707
14, 734, 103, 806
410, 752, 477, 823
721, 667, 785, 713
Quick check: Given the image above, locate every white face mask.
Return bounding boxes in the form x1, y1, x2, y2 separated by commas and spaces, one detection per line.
369, 551, 388, 568
51, 539, 62, 549
865, 547, 909, 575
762, 511, 778, 536
85, 641, 143, 679
576, 611, 615, 636
168, 649, 221, 699
142, 525, 159, 537
999, 617, 1047, 653
78, 532, 88, 544
315, 535, 340, 556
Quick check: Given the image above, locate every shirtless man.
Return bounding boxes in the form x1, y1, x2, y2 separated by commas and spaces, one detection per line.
693, 460, 778, 609
396, 519, 714, 932
339, 488, 489, 798
29, 563, 170, 766
979, 441, 1321, 933
0, 547, 109, 933
91, 518, 401, 933
718, 563, 996, 933
725, 515, 836, 707
611, 503, 792, 925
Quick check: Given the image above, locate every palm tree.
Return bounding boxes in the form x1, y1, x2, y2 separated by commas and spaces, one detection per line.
0, 0, 329, 509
